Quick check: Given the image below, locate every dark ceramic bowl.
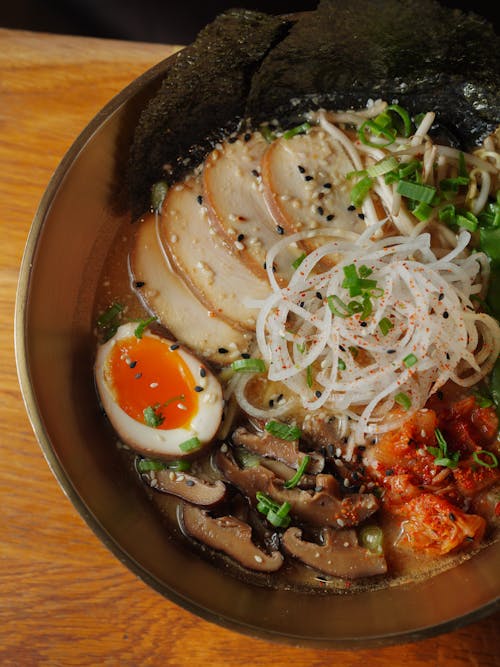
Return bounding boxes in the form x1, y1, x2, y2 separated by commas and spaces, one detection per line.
15, 31, 500, 650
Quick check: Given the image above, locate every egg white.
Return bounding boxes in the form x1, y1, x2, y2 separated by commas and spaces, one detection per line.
94, 322, 223, 458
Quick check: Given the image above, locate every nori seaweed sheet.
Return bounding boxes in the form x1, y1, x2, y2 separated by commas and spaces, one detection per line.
127, 9, 293, 216
128, 0, 499, 216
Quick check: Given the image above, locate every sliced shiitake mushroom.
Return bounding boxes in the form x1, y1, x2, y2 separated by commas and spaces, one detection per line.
146, 469, 226, 506
181, 504, 284, 572
282, 526, 387, 578
233, 426, 324, 473
216, 447, 379, 527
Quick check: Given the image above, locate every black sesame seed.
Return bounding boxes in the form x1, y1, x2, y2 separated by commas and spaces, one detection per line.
305, 175, 314, 181
228, 136, 237, 144
200, 367, 207, 378
134, 281, 145, 288
194, 385, 204, 392
339, 344, 346, 352
326, 214, 334, 221
218, 347, 228, 354
315, 390, 322, 398
443, 311, 449, 319
348, 204, 356, 211
358, 213, 365, 220
387, 349, 396, 354
269, 399, 274, 407
244, 133, 251, 142
196, 195, 203, 205
299, 301, 305, 308
135, 373, 142, 379
316, 291, 322, 300
360, 321, 368, 327
276, 225, 284, 235
437, 390, 444, 400
446, 352, 450, 360
251, 169, 259, 177
317, 206, 324, 216
241, 352, 251, 359
170, 344, 180, 350
277, 393, 284, 402
323, 182, 332, 189
385, 468, 394, 476
237, 233, 245, 242
297, 165, 306, 173
438, 293, 445, 301
263, 262, 267, 269
185, 479, 195, 487
129, 360, 137, 369
449, 512, 456, 522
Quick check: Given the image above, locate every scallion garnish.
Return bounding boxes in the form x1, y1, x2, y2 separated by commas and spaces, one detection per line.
350, 175, 373, 207
260, 124, 277, 143
413, 201, 434, 221
230, 358, 266, 373
338, 358, 346, 371
394, 392, 412, 411
134, 316, 157, 339
143, 405, 164, 428
284, 455, 310, 489
385, 104, 412, 137
136, 458, 191, 473
366, 155, 398, 178
265, 420, 301, 441
96, 302, 123, 341
472, 450, 498, 469
282, 121, 311, 140
403, 353, 418, 368
378, 317, 394, 336
359, 525, 384, 555
427, 428, 460, 469
396, 180, 437, 204
179, 436, 201, 453
292, 252, 307, 269
472, 390, 493, 408
151, 180, 168, 212
256, 492, 291, 528
306, 364, 313, 388
358, 119, 396, 148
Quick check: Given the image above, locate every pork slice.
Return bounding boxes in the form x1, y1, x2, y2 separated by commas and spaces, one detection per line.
160, 174, 271, 331
203, 133, 299, 284
260, 125, 364, 262
130, 212, 252, 364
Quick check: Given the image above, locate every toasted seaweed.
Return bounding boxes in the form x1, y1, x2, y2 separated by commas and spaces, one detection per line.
127, 9, 293, 216
127, 1, 499, 217
246, 0, 500, 142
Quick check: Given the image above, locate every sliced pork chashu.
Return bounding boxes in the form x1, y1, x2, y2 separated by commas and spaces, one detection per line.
260, 125, 365, 260
130, 213, 252, 364
203, 133, 300, 284
160, 175, 270, 331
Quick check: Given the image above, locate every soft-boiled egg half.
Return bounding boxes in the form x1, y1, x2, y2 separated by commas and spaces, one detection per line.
94, 322, 223, 458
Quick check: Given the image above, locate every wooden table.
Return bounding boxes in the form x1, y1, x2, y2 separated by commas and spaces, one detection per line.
1, 27, 499, 666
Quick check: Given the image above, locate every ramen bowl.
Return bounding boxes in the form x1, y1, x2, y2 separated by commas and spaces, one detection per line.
15, 4, 500, 649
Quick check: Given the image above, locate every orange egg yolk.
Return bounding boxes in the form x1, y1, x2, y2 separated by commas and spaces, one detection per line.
106, 335, 198, 429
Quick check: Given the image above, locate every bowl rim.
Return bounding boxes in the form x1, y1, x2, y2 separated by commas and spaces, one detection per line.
14, 47, 500, 650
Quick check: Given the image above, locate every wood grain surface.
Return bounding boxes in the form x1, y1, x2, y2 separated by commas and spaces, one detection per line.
0, 28, 498, 667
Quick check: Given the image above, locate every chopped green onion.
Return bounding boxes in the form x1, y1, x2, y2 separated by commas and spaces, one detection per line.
439, 203, 457, 225
361, 294, 373, 319
143, 405, 164, 428
366, 156, 399, 178
359, 525, 384, 555
230, 358, 266, 373
358, 265, 373, 278
358, 119, 396, 148
378, 317, 394, 336
347, 301, 364, 314
96, 302, 123, 341
396, 180, 437, 204
136, 458, 166, 472
458, 151, 468, 178
456, 211, 478, 232
413, 201, 434, 221
151, 180, 168, 212
480, 227, 500, 265
282, 121, 311, 140
472, 391, 493, 408
337, 358, 347, 371
403, 353, 418, 368
284, 455, 310, 489
134, 316, 157, 339
260, 124, 277, 143
179, 436, 201, 453
327, 295, 351, 318
427, 429, 460, 469
350, 175, 374, 207
394, 392, 412, 411
265, 420, 301, 441
439, 176, 469, 192
234, 447, 261, 469
255, 491, 291, 528
292, 252, 307, 269
296, 341, 306, 354
472, 450, 498, 469
306, 364, 313, 388
398, 160, 422, 179
386, 104, 412, 137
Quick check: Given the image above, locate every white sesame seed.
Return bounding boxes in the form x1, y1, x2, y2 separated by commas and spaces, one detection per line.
337, 518, 345, 527
220, 443, 228, 453
176, 475, 185, 483
254, 555, 263, 563
235, 241, 245, 251
150, 382, 159, 388
169, 472, 176, 481
170, 234, 178, 243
